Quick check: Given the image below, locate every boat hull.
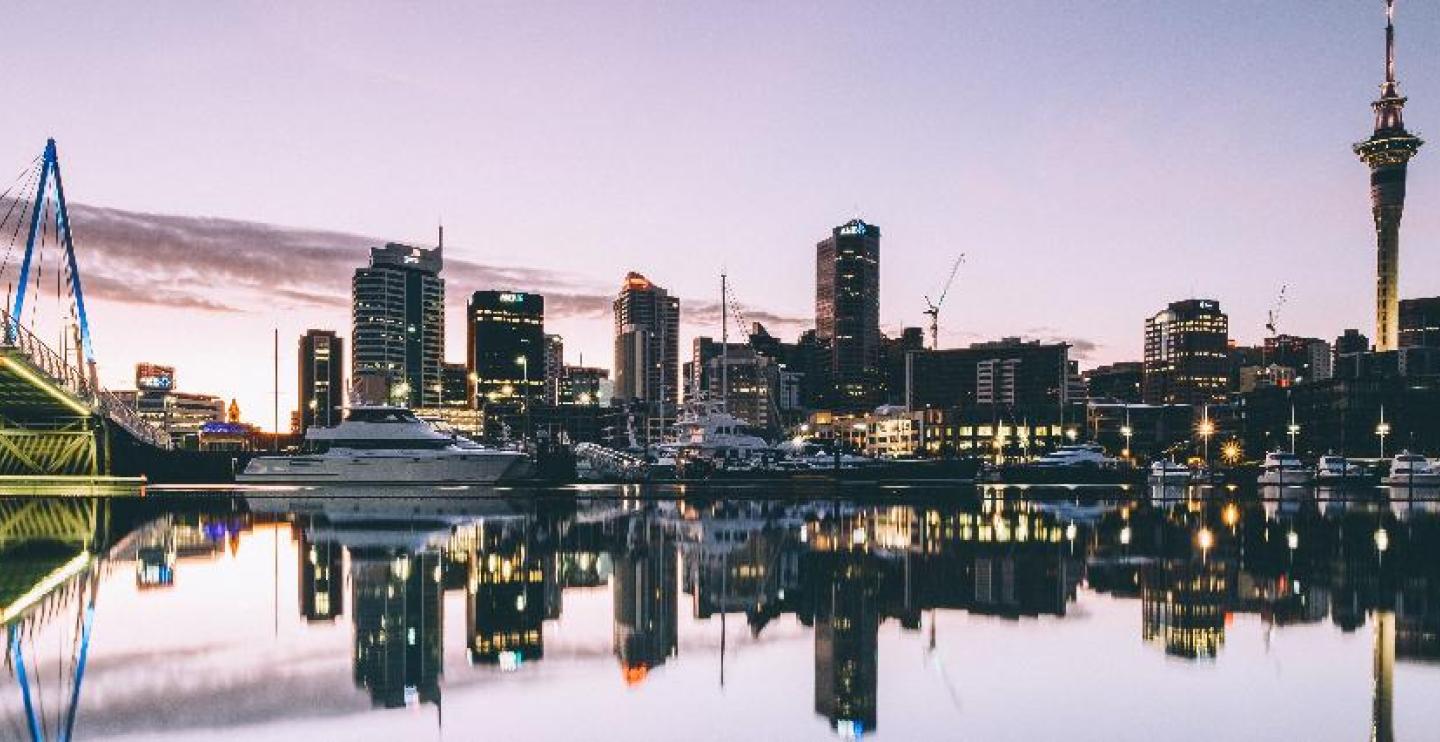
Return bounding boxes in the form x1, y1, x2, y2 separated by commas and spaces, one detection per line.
237, 450, 532, 484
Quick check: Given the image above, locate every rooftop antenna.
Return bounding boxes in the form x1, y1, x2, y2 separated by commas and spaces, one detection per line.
437, 220, 444, 249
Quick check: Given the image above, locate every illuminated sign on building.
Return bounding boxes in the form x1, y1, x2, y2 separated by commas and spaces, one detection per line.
136, 363, 175, 391
838, 221, 868, 236
499, 292, 527, 304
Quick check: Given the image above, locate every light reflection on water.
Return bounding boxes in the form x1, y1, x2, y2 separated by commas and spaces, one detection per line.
2, 483, 1439, 741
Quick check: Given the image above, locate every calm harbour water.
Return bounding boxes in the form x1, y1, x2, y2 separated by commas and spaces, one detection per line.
2, 483, 1438, 741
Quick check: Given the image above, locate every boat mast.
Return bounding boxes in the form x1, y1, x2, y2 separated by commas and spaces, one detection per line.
721, 270, 728, 415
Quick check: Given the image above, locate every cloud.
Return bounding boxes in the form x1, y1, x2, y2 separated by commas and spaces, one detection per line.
1021, 326, 1103, 359
0, 200, 812, 336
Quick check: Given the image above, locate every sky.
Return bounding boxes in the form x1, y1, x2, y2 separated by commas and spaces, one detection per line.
1, 1, 1438, 430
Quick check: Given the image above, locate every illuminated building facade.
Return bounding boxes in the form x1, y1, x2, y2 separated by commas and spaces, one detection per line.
467, 290, 545, 407
1354, 0, 1422, 352
352, 242, 445, 407
613, 272, 680, 411
298, 329, 343, 432
440, 362, 469, 407
1142, 299, 1230, 405
816, 219, 882, 409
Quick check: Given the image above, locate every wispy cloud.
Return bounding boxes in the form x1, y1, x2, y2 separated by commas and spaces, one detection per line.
11, 202, 812, 335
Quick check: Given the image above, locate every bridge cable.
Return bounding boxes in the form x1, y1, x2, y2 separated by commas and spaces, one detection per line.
0, 160, 42, 291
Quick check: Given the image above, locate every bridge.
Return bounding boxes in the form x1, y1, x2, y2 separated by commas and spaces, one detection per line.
0, 140, 171, 478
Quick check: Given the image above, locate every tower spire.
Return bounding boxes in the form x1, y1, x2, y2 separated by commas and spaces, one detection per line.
1354, 0, 1422, 352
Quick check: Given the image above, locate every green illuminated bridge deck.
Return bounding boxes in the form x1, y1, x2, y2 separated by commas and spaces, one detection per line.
1, 310, 170, 477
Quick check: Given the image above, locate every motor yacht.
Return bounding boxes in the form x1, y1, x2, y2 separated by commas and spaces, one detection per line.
1031, 443, 1116, 468
672, 402, 773, 463
1148, 459, 1192, 486
1383, 452, 1440, 487
1317, 454, 1367, 484
1256, 451, 1313, 486
238, 406, 532, 484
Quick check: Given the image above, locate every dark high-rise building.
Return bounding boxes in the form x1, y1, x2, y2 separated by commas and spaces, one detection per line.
543, 334, 564, 404
352, 243, 445, 407
1336, 328, 1371, 357
1263, 335, 1333, 384
613, 272, 680, 411
816, 219, 881, 409
1084, 361, 1144, 403
298, 330, 343, 432
467, 291, 545, 408
1399, 297, 1440, 349
908, 338, 1076, 415
1354, 1, 1423, 352
558, 366, 608, 405
1143, 299, 1230, 405
440, 362, 469, 407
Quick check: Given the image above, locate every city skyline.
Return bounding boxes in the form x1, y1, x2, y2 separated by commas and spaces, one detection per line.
1, 3, 1438, 428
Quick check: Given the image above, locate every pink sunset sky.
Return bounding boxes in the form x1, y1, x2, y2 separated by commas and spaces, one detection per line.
1, 2, 1438, 429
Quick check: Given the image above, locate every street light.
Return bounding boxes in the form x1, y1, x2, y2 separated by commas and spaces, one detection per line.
1376, 405, 1391, 459
1120, 425, 1133, 461
1197, 417, 1215, 467
516, 356, 530, 441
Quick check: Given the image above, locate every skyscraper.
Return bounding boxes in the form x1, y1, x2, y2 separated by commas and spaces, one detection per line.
816, 219, 881, 408
1354, 0, 1423, 352
467, 291, 545, 407
613, 272, 680, 411
298, 330, 343, 432
352, 242, 445, 407
1142, 300, 1230, 405
544, 334, 564, 404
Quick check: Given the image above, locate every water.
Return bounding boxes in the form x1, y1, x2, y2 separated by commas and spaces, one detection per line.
2, 483, 1438, 741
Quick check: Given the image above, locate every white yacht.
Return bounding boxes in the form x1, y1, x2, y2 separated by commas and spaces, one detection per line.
1317, 454, 1367, 484
238, 406, 532, 484
1256, 451, 1313, 486
673, 402, 772, 463
1383, 452, 1440, 487
1148, 459, 1192, 485
1032, 443, 1116, 468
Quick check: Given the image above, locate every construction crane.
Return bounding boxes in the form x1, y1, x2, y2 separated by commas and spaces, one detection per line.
1265, 284, 1288, 337
922, 253, 965, 350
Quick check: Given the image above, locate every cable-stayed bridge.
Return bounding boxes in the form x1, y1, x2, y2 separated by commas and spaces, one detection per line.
0, 140, 172, 478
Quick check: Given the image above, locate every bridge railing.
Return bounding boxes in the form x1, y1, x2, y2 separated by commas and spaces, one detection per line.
1, 310, 173, 450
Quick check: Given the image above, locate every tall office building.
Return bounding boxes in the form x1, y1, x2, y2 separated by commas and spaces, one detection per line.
298, 330, 343, 432
467, 291, 545, 407
816, 219, 881, 408
613, 272, 680, 411
1142, 300, 1230, 405
1354, 0, 1423, 351
544, 334, 564, 404
352, 242, 445, 407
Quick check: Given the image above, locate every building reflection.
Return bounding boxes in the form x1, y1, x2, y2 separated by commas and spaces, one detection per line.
297, 527, 343, 622
613, 515, 678, 683
467, 519, 547, 667
351, 549, 443, 708
1141, 560, 1228, 659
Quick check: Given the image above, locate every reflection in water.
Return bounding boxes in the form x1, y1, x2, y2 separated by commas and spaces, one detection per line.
3, 486, 1440, 739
